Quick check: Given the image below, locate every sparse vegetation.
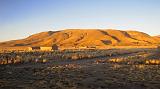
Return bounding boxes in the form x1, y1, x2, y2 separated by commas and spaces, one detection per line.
0, 48, 160, 89
0, 48, 151, 65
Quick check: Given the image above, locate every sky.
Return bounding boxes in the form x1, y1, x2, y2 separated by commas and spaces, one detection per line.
0, 0, 160, 42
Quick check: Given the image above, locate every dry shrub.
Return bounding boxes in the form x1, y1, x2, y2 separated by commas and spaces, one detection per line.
94, 59, 107, 64
145, 59, 160, 65
71, 55, 79, 60
134, 64, 145, 69
42, 59, 47, 63
108, 58, 124, 63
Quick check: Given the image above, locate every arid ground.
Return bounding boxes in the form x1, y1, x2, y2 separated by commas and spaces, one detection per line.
0, 48, 160, 89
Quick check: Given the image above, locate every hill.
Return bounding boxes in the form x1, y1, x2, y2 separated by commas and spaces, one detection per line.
0, 29, 160, 48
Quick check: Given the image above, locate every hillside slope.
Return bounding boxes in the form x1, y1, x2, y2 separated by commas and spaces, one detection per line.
0, 29, 160, 47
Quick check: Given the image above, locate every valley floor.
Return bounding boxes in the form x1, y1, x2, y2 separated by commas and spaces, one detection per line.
0, 48, 160, 89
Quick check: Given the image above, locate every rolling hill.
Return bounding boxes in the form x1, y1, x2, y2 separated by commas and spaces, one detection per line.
0, 29, 160, 48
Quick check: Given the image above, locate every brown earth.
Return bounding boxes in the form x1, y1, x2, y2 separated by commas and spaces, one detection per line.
0, 48, 160, 89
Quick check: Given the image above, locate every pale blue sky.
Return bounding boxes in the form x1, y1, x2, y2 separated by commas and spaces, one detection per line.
0, 0, 160, 42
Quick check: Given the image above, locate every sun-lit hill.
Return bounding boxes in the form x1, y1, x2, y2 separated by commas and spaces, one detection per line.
126, 31, 159, 44
153, 35, 160, 42
0, 29, 160, 48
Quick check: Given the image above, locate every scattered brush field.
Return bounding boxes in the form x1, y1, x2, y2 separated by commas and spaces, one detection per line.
0, 48, 160, 89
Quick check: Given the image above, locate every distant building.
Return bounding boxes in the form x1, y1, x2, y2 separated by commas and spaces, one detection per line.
31, 47, 41, 50
79, 46, 87, 49
52, 44, 59, 50
28, 45, 59, 51
41, 47, 53, 51
87, 46, 96, 48
28, 46, 52, 51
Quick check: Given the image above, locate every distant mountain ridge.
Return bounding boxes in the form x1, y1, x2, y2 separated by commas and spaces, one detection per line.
0, 29, 160, 47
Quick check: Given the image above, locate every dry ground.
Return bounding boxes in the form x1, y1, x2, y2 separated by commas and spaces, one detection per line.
0, 48, 160, 89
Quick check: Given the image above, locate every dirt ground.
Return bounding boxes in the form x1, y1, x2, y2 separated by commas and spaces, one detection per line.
0, 49, 160, 89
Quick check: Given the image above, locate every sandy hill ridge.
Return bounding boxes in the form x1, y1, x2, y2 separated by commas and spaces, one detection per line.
0, 29, 160, 47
